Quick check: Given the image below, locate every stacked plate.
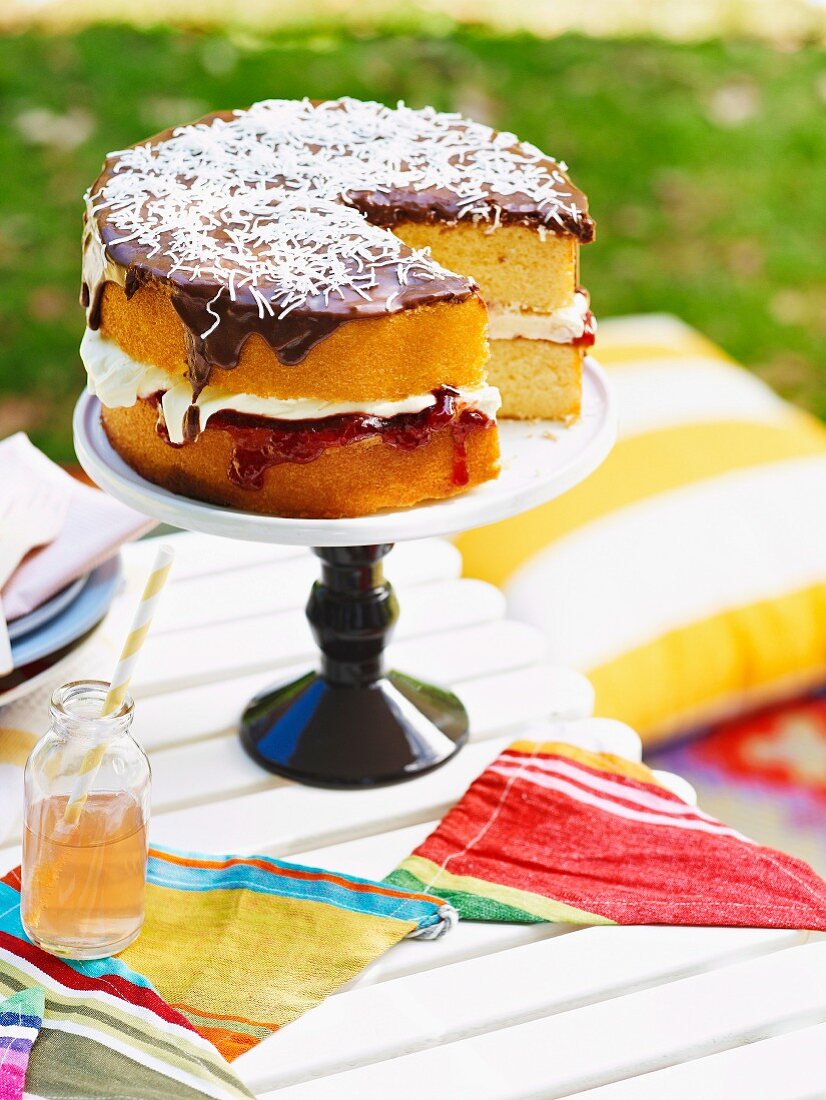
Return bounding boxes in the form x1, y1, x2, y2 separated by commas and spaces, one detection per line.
0, 556, 122, 706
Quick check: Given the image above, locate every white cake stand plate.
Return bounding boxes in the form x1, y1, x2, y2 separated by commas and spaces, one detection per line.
73, 357, 615, 789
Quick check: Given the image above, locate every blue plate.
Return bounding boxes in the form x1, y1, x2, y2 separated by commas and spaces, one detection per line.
10, 555, 122, 670
8, 575, 88, 642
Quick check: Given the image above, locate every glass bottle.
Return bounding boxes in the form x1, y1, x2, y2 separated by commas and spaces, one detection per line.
21, 680, 151, 960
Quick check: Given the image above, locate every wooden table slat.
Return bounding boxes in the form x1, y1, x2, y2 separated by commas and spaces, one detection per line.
259, 940, 826, 1100
125, 530, 304, 577
150, 734, 519, 857
148, 539, 462, 635
126, 531, 459, 583
237, 925, 804, 1093
560, 1020, 826, 1100
130, 580, 513, 694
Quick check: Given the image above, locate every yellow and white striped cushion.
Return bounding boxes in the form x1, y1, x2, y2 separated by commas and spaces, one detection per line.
457, 315, 826, 744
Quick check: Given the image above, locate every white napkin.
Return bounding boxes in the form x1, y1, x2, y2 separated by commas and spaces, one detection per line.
1, 433, 155, 621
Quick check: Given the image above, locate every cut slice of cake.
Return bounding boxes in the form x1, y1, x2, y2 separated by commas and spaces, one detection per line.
393, 215, 595, 423
79, 99, 595, 518
486, 289, 596, 420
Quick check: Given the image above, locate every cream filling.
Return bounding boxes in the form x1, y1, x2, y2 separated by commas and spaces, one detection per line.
80, 327, 501, 446
487, 291, 592, 343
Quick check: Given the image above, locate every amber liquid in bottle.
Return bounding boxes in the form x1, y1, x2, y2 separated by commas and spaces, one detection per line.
22, 792, 147, 958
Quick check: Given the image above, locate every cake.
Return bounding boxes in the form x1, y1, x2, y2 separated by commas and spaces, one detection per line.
80, 98, 595, 518
392, 211, 595, 422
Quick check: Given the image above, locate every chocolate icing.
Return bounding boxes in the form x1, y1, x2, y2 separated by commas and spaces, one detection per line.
83, 99, 594, 399
347, 179, 593, 241
87, 286, 104, 331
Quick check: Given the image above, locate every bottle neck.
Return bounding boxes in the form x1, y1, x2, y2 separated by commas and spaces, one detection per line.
49, 680, 134, 741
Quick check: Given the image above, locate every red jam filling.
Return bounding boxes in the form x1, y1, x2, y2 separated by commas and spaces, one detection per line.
572, 309, 596, 347
570, 287, 596, 348
152, 386, 493, 491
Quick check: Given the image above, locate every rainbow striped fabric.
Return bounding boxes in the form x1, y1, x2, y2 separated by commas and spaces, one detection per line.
386, 739, 826, 928
0, 987, 44, 1100
0, 847, 452, 1097
122, 845, 453, 1059
456, 315, 826, 743
0, 869, 251, 1099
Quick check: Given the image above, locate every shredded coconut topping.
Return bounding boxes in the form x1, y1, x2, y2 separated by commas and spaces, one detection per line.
88, 97, 586, 319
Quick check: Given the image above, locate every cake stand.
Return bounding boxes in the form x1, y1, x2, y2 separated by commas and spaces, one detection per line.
73, 358, 615, 789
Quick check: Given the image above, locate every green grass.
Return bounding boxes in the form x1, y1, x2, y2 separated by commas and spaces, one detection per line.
0, 26, 824, 460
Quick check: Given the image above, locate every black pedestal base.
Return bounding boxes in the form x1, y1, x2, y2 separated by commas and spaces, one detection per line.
241, 669, 468, 788
239, 543, 469, 789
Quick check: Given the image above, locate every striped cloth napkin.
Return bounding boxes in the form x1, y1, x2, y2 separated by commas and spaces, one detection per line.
386, 738, 826, 928
0, 987, 44, 1100
0, 846, 453, 1098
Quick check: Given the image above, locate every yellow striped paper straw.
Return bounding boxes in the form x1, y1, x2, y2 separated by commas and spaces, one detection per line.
63, 543, 174, 824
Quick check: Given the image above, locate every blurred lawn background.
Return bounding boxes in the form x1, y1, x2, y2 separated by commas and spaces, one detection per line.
1, 0, 825, 461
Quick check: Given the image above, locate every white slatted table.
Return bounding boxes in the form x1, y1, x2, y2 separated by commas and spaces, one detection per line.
3, 532, 824, 1099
